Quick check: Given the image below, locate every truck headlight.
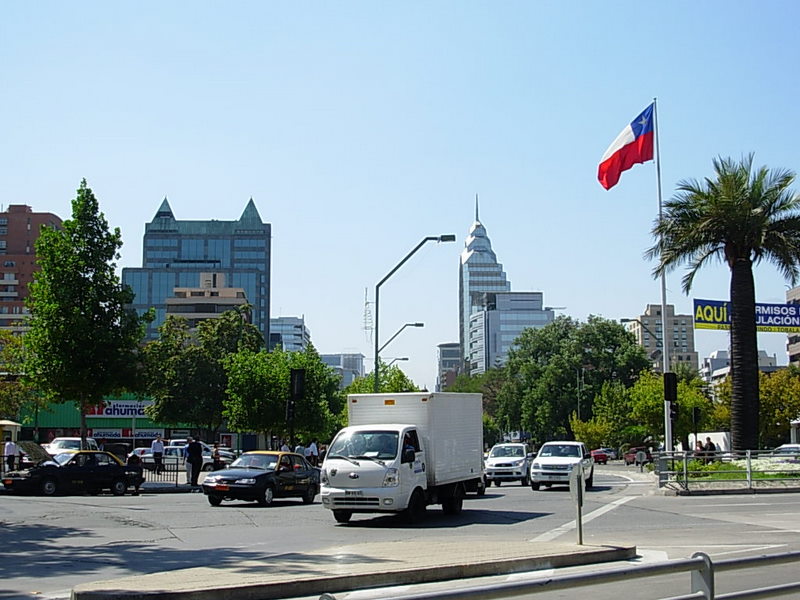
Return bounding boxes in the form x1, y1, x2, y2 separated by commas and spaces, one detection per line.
531, 462, 541, 470
382, 468, 399, 487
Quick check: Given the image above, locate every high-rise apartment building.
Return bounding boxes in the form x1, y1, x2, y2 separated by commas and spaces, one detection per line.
436, 342, 460, 391
0, 205, 63, 332
122, 199, 271, 342
467, 292, 555, 375
459, 202, 510, 369
624, 304, 698, 371
164, 272, 249, 330
269, 316, 311, 352
321, 353, 365, 389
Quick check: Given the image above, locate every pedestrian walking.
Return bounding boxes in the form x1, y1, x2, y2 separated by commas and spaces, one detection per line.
212, 442, 224, 471
182, 439, 192, 484
280, 440, 290, 452
294, 441, 305, 455
4, 436, 18, 473
126, 453, 144, 495
151, 435, 165, 474
704, 437, 717, 464
309, 438, 319, 466
186, 436, 203, 490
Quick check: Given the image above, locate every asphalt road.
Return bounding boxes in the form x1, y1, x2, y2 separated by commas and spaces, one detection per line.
1, 463, 799, 600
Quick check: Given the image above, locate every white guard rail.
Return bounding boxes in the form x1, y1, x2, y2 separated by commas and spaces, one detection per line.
318, 551, 800, 600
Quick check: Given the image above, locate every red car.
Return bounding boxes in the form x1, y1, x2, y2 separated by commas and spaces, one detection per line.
590, 449, 608, 465
624, 447, 653, 466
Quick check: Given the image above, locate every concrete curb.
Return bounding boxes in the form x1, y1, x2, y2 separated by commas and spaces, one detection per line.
71, 542, 636, 600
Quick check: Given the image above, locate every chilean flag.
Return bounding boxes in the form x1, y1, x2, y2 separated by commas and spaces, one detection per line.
597, 103, 655, 190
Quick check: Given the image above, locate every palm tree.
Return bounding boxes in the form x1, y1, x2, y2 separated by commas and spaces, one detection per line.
648, 155, 800, 452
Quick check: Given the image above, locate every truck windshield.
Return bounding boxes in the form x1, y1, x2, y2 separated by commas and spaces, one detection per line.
328, 431, 399, 460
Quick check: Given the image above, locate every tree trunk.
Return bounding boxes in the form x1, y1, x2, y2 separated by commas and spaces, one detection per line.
80, 402, 89, 449
729, 258, 760, 452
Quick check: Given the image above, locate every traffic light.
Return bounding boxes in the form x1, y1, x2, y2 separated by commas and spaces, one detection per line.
664, 372, 678, 421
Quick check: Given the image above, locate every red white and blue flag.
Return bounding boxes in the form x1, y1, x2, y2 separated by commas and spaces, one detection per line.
597, 103, 655, 190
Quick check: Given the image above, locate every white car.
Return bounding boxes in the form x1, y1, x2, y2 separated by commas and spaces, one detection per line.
530, 441, 594, 491
141, 445, 221, 472
42, 437, 100, 454
484, 443, 530, 486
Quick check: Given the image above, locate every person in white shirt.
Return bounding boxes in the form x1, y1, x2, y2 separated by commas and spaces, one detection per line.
309, 439, 319, 466
280, 440, 290, 452
150, 435, 165, 474
4, 436, 18, 472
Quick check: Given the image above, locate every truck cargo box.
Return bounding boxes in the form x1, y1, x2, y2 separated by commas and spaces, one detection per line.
347, 392, 483, 487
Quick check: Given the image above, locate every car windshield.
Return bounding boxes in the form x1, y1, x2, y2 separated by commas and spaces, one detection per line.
231, 454, 277, 470
53, 452, 77, 465
51, 440, 82, 451
328, 430, 399, 460
539, 444, 580, 458
490, 445, 524, 458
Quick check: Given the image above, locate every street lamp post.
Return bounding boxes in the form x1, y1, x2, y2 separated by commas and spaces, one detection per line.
379, 322, 424, 354
387, 357, 409, 367
373, 235, 456, 392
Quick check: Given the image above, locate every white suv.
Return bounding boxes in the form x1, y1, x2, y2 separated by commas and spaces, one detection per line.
530, 441, 594, 491
42, 437, 100, 455
485, 443, 530, 486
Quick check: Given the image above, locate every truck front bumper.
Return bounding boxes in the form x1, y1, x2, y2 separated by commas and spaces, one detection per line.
320, 485, 406, 512
530, 470, 571, 485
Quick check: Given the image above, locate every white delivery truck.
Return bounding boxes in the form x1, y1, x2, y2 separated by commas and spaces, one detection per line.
320, 392, 483, 524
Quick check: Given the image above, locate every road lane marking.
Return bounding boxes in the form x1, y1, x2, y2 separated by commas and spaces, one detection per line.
528, 496, 636, 542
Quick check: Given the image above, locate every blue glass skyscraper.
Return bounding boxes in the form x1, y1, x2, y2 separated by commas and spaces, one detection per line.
122, 198, 271, 342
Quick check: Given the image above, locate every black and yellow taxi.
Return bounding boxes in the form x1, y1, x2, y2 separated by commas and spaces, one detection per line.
2, 441, 138, 496
201, 450, 319, 507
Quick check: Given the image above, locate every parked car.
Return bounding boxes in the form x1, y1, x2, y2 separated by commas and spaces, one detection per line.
141, 445, 226, 472
484, 443, 530, 486
590, 449, 608, 465
2, 442, 138, 496
623, 447, 653, 466
599, 447, 618, 460
771, 444, 800, 459
530, 441, 594, 491
167, 439, 236, 462
201, 450, 319, 506
41, 437, 100, 454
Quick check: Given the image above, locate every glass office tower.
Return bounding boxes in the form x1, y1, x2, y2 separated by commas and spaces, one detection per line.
122, 198, 271, 342
458, 202, 510, 370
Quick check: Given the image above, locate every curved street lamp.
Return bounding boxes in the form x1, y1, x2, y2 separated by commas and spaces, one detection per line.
374, 235, 456, 392
379, 322, 424, 354
387, 357, 409, 367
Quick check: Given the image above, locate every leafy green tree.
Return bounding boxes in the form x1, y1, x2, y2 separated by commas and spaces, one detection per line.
25, 180, 151, 446
0, 331, 47, 420
648, 155, 800, 451
628, 371, 711, 449
497, 316, 650, 445
345, 362, 419, 394
224, 345, 343, 444
758, 368, 800, 448
144, 308, 263, 439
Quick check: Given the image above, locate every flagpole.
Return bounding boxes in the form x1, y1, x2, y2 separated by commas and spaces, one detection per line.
654, 97, 673, 453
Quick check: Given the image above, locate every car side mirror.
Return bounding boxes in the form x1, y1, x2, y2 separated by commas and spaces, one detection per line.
402, 449, 415, 464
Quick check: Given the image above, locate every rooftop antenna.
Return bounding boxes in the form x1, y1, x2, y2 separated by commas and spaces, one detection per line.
362, 287, 373, 344
475, 193, 479, 222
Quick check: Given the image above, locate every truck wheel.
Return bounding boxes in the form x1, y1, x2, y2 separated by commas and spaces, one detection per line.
333, 510, 352, 523
111, 479, 127, 496
477, 479, 486, 497
495, 480, 502, 487
256, 485, 274, 506
530, 482, 540, 491
405, 489, 426, 524
521, 474, 529, 486
586, 469, 594, 489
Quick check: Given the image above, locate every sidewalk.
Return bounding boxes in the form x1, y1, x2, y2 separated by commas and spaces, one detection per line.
72, 538, 636, 600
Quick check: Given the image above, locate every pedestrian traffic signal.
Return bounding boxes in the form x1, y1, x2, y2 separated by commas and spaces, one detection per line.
664, 372, 678, 422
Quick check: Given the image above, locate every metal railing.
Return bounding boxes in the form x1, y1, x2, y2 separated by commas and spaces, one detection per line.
318, 551, 800, 600
654, 450, 800, 492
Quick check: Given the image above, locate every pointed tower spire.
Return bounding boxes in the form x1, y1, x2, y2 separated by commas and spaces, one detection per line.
239, 198, 263, 224
154, 197, 174, 220
475, 193, 479, 222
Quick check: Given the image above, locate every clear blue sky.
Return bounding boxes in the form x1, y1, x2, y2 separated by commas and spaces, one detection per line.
3, 2, 799, 389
